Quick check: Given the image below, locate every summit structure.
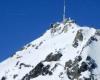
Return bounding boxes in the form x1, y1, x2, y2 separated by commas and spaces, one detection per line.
63, 0, 66, 22
62, 0, 75, 25
0, 1, 100, 80
0, 20, 100, 80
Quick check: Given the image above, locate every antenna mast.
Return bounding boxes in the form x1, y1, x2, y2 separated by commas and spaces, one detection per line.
63, 0, 66, 21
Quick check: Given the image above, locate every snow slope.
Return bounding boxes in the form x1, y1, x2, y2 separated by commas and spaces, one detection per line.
0, 20, 100, 80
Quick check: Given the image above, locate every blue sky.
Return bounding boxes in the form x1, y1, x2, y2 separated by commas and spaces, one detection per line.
0, 0, 100, 62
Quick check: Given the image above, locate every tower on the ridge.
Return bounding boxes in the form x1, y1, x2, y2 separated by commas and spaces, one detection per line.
63, 0, 66, 22
62, 0, 75, 24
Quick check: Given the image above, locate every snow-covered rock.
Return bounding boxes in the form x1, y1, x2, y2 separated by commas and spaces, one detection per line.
0, 20, 100, 80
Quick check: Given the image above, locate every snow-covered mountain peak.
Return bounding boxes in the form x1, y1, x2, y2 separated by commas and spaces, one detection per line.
0, 20, 100, 80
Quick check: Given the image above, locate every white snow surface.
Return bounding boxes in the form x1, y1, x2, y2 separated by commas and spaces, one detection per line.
0, 22, 100, 80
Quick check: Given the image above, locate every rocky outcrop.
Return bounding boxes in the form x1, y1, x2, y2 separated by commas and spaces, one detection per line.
65, 56, 97, 80
45, 52, 62, 61
72, 29, 83, 48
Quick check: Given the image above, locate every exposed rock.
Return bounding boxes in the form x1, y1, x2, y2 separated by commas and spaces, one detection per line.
76, 29, 83, 41
65, 60, 72, 68
1, 76, 6, 80
26, 44, 31, 48
72, 40, 79, 48
19, 63, 31, 69
45, 52, 62, 61
35, 46, 39, 49
51, 63, 58, 72
22, 74, 29, 80
15, 61, 20, 66
19, 47, 26, 51
64, 55, 98, 80
80, 62, 88, 72
86, 36, 98, 47
72, 29, 83, 48
16, 55, 22, 59
22, 62, 52, 80
29, 62, 44, 78
96, 29, 100, 36
13, 74, 18, 79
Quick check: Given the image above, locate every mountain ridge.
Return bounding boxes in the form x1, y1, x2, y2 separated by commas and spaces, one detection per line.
0, 20, 100, 80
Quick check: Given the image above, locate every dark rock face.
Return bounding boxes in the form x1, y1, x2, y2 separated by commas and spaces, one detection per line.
19, 63, 31, 69
22, 74, 29, 80
90, 37, 98, 42
65, 56, 97, 80
29, 62, 44, 78
86, 56, 97, 71
13, 74, 18, 79
67, 64, 81, 80
22, 62, 52, 80
72, 40, 79, 48
15, 61, 32, 69
22, 62, 44, 80
20, 51, 62, 80
76, 30, 83, 41
51, 64, 58, 72
35, 41, 43, 49
1, 77, 6, 80
50, 23, 60, 34
84, 78, 91, 80
96, 30, 100, 36
42, 65, 52, 76
80, 62, 88, 72
73, 30, 83, 48
86, 36, 98, 47
65, 56, 82, 80
65, 60, 72, 68
21, 47, 97, 80
45, 52, 62, 61
22, 50, 62, 80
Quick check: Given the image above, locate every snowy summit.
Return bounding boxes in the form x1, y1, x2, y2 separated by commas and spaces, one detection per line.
0, 19, 100, 80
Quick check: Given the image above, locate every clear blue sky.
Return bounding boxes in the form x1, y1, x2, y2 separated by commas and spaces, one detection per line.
0, 0, 100, 62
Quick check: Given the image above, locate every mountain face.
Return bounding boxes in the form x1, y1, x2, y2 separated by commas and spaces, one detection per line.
0, 20, 100, 80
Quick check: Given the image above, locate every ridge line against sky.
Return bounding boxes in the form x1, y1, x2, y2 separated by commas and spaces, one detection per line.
0, 0, 100, 62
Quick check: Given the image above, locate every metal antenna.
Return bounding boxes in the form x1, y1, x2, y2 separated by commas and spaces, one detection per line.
63, 0, 66, 21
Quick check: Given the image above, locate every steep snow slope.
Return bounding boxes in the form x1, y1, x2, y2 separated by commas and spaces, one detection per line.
0, 20, 100, 80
